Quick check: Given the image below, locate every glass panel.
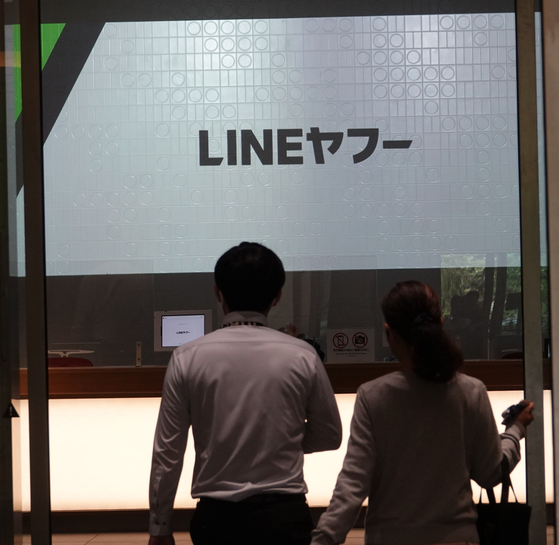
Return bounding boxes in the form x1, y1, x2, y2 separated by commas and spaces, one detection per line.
40, 3, 524, 366
1, 0, 27, 540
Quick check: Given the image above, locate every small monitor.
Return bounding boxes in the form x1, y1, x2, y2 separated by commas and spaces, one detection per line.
154, 310, 212, 352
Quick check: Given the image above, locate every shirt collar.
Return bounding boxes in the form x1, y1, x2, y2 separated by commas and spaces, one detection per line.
221, 310, 268, 328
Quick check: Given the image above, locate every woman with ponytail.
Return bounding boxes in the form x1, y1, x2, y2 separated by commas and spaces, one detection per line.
312, 281, 534, 545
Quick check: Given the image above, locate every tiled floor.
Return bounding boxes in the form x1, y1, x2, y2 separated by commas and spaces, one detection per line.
22, 527, 554, 545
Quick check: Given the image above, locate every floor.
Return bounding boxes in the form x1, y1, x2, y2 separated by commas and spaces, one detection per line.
26, 530, 367, 545
19, 528, 556, 545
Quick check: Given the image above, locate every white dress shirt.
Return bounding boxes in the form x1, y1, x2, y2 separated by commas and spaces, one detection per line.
149, 311, 342, 536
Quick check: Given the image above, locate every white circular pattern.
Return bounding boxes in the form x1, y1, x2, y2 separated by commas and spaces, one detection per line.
258, 172, 271, 186
221, 21, 234, 34
223, 105, 236, 118
357, 52, 370, 65
73, 193, 87, 206
441, 84, 455, 97
157, 157, 170, 170
426, 169, 439, 182
340, 35, 353, 48
72, 125, 86, 138
176, 225, 188, 238
124, 208, 137, 222
322, 19, 336, 32
442, 117, 456, 130
428, 237, 441, 249
121, 74, 135, 87
391, 68, 404, 81
139, 73, 152, 87
428, 219, 440, 233
457, 16, 471, 29
172, 73, 185, 86
495, 184, 507, 198
441, 66, 455, 80
242, 173, 254, 186
242, 206, 254, 219
273, 88, 286, 101
460, 134, 473, 148
373, 34, 387, 48
424, 67, 438, 80
89, 142, 103, 155
374, 68, 387, 82
255, 20, 268, 33
206, 106, 219, 119
140, 175, 153, 188
409, 152, 422, 165
272, 54, 285, 67
390, 34, 403, 47
224, 207, 238, 220
107, 226, 120, 240
425, 101, 438, 114
125, 243, 137, 256
407, 84, 421, 98
309, 222, 322, 235
292, 172, 304, 185
259, 223, 272, 236
394, 186, 406, 199
477, 151, 490, 164
494, 133, 507, 147
459, 117, 473, 130
104, 57, 118, 71
205, 21, 218, 34
407, 68, 421, 81
496, 219, 508, 232
425, 84, 438, 97
440, 16, 454, 29
176, 242, 187, 255
191, 191, 204, 203
256, 88, 270, 101
156, 124, 170, 137
90, 193, 103, 205
377, 204, 390, 217
158, 208, 171, 221
412, 237, 424, 250
478, 168, 491, 181
374, 86, 388, 99
155, 90, 168, 103
474, 15, 487, 28
407, 50, 421, 64
375, 153, 389, 167
342, 187, 356, 201
493, 116, 507, 130
394, 203, 406, 216
89, 125, 102, 138
172, 107, 186, 120
378, 238, 390, 251
360, 204, 373, 217
188, 22, 201, 34
221, 55, 235, 68
140, 192, 154, 204
390, 51, 404, 64
461, 185, 474, 198
474, 32, 488, 46
411, 219, 424, 233
394, 237, 407, 251
391, 85, 404, 98
238, 54, 253, 68
360, 187, 372, 200
323, 86, 337, 99
476, 134, 490, 147
478, 201, 491, 215
90, 159, 103, 172
305, 18, 319, 32
55, 125, 68, 138
107, 208, 120, 223
224, 190, 237, 203
343, 205, 356, 218
491, 15, 505, 28
123, 192, 137, 205
377, 221, 390, 234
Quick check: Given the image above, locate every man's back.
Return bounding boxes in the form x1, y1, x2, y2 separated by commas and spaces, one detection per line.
160, 313, 341, 500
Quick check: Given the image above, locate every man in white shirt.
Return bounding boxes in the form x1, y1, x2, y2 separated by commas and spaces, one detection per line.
148, 242, 343, 545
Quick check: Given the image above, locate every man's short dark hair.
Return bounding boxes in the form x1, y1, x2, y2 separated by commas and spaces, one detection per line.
214, 242, 286, 313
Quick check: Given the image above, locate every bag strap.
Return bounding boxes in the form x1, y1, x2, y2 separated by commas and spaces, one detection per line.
480, 457, 514, 505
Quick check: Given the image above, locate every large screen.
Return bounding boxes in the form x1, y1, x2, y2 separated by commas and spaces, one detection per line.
42, 13, 521, 275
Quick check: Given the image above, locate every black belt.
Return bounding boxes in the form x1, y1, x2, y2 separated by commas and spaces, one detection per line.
199, 493, 306, 506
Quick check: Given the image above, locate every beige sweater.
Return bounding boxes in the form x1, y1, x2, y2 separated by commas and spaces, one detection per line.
312, 371, 525, 545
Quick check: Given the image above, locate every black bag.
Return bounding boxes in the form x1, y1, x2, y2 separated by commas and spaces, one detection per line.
476, 470, 531, 545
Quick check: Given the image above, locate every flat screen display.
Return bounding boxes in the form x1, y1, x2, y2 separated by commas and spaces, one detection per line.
155, 310, 211, 351
40, 12, 525, 275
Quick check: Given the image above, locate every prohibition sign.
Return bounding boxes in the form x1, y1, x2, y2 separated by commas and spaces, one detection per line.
352, 332, 368, 348
333, 332, 349, 348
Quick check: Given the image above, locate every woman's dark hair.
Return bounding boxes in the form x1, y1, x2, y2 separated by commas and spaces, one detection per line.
214, 242, 285, 313
381, 281, 463, 382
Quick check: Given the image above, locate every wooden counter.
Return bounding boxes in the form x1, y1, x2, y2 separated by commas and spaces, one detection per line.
19, 360, 551, 399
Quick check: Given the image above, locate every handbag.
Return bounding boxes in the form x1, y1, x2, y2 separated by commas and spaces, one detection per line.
476, 463, 531, 545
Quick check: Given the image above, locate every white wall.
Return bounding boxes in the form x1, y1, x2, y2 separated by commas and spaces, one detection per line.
17, 391, 553, 511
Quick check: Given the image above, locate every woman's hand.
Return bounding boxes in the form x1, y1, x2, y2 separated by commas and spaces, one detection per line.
515, 401, 535, 428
